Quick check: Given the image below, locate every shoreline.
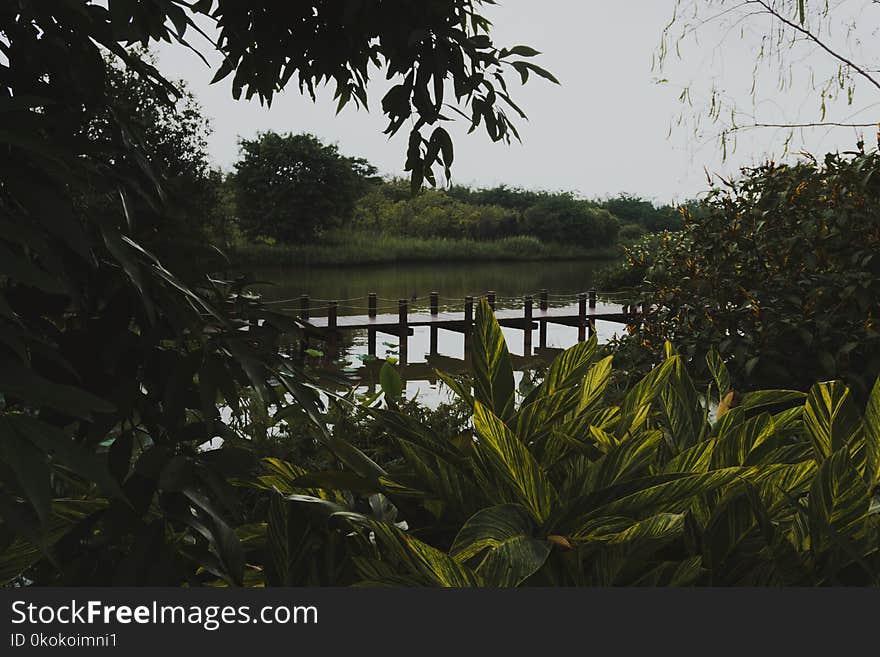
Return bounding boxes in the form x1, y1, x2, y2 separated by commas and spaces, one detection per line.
222, 234, 624, 268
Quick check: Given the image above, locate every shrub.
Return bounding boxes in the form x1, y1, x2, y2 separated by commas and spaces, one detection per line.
611, 147, 880, 398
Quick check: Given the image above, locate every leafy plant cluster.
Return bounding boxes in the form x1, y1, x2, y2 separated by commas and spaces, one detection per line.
605, 146, 880, 399
9, 300, 880, 586
216, 300, 880, 586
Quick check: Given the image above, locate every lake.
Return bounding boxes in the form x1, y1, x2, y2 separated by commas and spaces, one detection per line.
244, 258, 626, 405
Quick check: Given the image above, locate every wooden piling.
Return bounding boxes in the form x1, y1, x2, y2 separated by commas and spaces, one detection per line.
589, 288, 597, 309
398, 298, 408, 365
429, 291, 439, 355
367, 292, 377, 356
464, 295, 474, 355
327, 301, 338, 355
539, 290, 548, 349
524, 294, 533, 356
577, 292, 587, 342
487, 290, 496, 311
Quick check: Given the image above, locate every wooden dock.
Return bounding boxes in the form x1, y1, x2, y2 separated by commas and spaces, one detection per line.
294, 289, 638, 363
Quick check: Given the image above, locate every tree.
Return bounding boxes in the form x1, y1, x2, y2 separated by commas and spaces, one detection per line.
233, 132, 378, 242
601, 194, 683, 233
0, 1, 548, 585
657, 0, 880, 155
520, 194, 619, 246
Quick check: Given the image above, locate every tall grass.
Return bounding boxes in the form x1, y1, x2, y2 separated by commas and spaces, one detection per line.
227, 231, 621, 267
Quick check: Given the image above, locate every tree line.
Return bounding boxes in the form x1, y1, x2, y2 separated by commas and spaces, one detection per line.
227, 132, 685, 248
94, 55, 684, 254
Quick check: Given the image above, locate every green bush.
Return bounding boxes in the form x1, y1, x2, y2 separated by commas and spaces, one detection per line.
601, 193, 684, 233
610, 147, 880, 398
618, 222, 648, 242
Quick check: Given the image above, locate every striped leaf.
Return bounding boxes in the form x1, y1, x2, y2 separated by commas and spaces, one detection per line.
579, 467, 746, 522
803, 381, 862, 462
711, 413, 775, 468
662, 438, 718, 475
472, 401, 556, 523
659, 351, 708, 452
475, 535, 552, 587
573, 512, 684, 545
339, 513, 480, 587
395, 441, 478, 514
472, 298, 515, 421
739, 389, 806, 413
706, 348, 731, 399
578, 355, 614, 414
514, 386, 581, 442
701, 490, 758, 572
450, 504, 550, 587
584, 430, 663, 492
620, 356, 675, 432
863, 376, 880, 487
524, 336, 598, 406
808, 448, 870, 554
749, 461, 817, 515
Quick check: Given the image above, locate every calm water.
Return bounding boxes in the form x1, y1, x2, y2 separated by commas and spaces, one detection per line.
244, 259, 626, 405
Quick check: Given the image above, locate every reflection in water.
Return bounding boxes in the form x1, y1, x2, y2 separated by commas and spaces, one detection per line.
244, 259, 616, 315
247, 259, 624, 406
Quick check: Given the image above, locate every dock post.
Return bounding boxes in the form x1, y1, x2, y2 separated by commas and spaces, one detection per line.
367, 292, 377, 356
538, 290, 548, 349
327, 301, 338, 356
589, 288, 597, 309
429, 291, 439, 355
524, 294, 533, 356
464, 295, 474, 355
298, 294, 310, 356
487, 290, 496, 311
577, 292, 587, 342
398, 298, 408, 365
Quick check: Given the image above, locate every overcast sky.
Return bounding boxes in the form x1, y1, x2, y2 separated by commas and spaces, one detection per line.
154, 1, 880, 203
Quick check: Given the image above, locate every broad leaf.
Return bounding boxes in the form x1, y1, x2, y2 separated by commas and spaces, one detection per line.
472, 401, 556, 523
472, 299, 515, 421
863, 376, 880, 487
803, 381, 861, 461
808, 448, 870, 554
450, 504, 550, 587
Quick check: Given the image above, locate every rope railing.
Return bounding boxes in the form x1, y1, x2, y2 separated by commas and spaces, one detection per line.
260, 288, 642, 318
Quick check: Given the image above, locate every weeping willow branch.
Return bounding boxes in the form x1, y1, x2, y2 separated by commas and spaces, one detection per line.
747, 0, 880, 94
729, 121, 878, 130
